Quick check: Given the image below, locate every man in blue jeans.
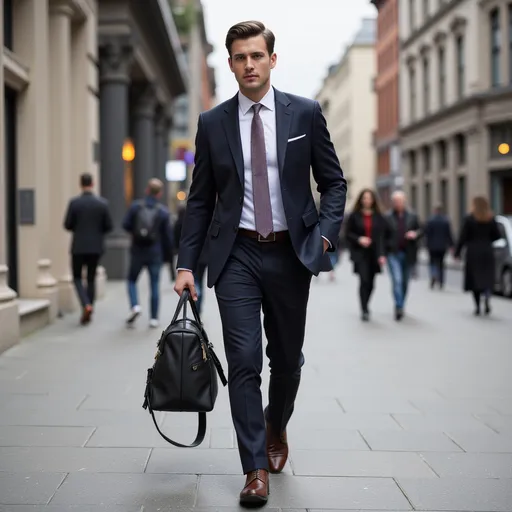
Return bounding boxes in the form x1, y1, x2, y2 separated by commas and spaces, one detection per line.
384, 191, 422, 321
122, 178, 173, 328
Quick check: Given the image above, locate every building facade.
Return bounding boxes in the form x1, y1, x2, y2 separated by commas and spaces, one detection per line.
169, 0, 216, 214
315, 18, 377, 209
372, 0, 401, 208
0, 0, 187, 354
399, 0, 512, 230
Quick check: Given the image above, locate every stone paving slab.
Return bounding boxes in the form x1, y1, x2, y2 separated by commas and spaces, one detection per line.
0, 264, 511, 510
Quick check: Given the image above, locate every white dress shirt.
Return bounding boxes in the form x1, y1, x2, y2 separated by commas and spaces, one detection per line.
237, 88, 288, 232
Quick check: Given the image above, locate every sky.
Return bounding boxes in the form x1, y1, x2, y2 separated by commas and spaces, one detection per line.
200, 1, 377, 103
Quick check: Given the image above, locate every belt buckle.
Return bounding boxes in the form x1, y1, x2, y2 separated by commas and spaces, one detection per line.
257, 232, 276, 242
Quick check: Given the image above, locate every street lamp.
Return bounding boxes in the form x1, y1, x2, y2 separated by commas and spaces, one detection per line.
498, 143, 510, 155
122, 138, 135, 205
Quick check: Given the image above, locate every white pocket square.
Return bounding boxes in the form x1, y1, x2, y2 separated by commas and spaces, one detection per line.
287, 134, 306, 142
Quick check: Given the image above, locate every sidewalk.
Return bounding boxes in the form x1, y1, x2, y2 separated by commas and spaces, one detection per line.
0, 262, 511, 511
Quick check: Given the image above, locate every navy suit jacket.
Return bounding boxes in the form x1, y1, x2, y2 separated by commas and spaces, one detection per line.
177, 88, 347, 288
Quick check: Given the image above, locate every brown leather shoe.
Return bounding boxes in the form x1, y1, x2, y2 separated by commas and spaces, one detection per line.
266, 423, 289, 474
239, 469, 269, 506
80, 305, 93, 325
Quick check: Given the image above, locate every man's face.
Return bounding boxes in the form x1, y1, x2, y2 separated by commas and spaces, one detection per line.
392, 195, 406, 212
228, 35, 276, 96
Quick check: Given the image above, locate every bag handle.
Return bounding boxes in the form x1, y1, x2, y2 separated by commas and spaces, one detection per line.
143, 375, 206, 448
171, 288, 202, 326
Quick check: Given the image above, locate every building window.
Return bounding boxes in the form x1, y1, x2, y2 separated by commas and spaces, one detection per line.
455, 133, 466, 165
409, 0, 415, 32
423, 146, 431, 173
3, 0, 13, 50
411, 184, 418, 211
438, 140, 447, 169
438, 46, 446, 107
423, 56, 430, 114
410, 150, 417, 176
458, 175, 467, 228
409, 66, 416, 120
491, 8, 501, 87
440, 178, 448, 211
489, 121, 512, 157
456, 35, 465, 98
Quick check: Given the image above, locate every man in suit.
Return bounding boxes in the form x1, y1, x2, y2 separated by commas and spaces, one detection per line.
424, 204, 454, 289
174, 21, 346, 506
64, 172, 113, 325
385, 190, 422, 320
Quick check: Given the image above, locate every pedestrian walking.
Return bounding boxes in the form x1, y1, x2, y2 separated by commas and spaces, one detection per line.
384, 190, 422, 321
454, 196, 501, 315
63, 172, 113, 325
345, 188, 387, 321
424, 204, 454, 289
173, 20, 346, 506
122, 178, 173, 329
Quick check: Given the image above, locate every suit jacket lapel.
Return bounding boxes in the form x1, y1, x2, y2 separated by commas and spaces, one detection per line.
222, 93, 244, 186
274, 89, 292, 178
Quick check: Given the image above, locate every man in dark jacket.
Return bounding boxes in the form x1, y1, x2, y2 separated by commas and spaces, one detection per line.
122, 178, 173, 328
64, 172, 113, 325
425, 205, 454, 289
385, 190, 422, 320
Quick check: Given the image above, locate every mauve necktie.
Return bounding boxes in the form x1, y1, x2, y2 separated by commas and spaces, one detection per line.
251, 103, 273, 238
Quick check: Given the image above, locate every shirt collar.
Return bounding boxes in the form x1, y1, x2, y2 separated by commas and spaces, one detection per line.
238, 86, 275, 116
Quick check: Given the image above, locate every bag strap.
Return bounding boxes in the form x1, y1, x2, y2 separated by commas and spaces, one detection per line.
143, 370, 207, 448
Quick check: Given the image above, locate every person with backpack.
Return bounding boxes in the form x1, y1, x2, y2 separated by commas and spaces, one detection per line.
122, 178, 173, 328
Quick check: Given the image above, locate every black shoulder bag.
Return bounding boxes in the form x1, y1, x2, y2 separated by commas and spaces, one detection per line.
142, 289, 227, 447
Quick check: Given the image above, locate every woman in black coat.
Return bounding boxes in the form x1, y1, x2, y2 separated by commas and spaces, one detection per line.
454, 196, 501, 315
345, 188, 388, 321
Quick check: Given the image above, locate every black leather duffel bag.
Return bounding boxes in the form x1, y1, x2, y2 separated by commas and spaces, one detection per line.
142, 289, 227, 447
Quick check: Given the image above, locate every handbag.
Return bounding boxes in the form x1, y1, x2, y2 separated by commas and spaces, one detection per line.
142, 289, 227, 447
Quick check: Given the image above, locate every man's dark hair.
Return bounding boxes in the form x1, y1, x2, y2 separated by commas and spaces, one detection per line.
80, 173, 93, 188
225, 20, 275, 57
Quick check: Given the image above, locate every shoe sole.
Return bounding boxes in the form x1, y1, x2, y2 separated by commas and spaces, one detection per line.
239, 492, 269, 507
126, 311, 140, 325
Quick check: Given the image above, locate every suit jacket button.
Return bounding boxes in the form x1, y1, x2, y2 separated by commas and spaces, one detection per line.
239, 196, 243, 204
233, 226, 238, 233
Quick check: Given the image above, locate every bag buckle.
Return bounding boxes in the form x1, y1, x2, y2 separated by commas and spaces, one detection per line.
257, 232, 276, 243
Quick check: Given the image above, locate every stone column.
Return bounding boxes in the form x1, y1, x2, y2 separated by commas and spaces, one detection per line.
14, 0, 58, 314
49, 0, 75, 314
0, 6, 20, 353
154, 106, 171, 207
99, 34, 133, 280
132, 83, 157, 200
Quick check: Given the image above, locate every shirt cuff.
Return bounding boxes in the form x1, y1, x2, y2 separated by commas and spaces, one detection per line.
321, 236, 332, 249
176, 268, 193, 272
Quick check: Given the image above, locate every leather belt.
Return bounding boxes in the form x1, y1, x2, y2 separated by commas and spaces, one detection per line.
238, 229, 289, 242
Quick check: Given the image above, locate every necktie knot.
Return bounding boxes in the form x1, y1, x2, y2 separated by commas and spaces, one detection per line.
252, 103, 262, 115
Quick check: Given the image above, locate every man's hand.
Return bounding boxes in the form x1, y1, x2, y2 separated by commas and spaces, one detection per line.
173, 270, 198, 300
358, 236, 372, 247
405, 230, 418, 240
323, 238, 329, 254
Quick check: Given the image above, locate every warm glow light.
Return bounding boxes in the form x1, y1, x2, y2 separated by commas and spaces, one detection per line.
122, 139, 135, 162
177, 191, 187, 201
498, 143, 510, 155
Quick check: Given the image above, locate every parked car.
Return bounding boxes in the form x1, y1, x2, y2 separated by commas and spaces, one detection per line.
493, 215, 512, 297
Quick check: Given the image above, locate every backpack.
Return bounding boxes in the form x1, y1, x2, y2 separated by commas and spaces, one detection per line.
142, 289, 227, 447
133, 202, 162, 245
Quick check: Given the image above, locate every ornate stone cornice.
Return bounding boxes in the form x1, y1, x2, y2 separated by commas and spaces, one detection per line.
419, 44, 431, 56
406, 54, 416, 67
99, 34, 134, 84
433, 30, 447, 46
450, 16, 467, 36
133, 82, 158, 118
49, 0, 86, 20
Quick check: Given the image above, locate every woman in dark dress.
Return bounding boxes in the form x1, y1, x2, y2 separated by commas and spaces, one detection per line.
346, 188, 388, 321
454, 196, 501, 315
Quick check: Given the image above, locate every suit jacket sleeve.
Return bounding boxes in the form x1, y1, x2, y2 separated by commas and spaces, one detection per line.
176, 113, 217, 271
310, 101, 347, 251
64, 200, 75, 231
